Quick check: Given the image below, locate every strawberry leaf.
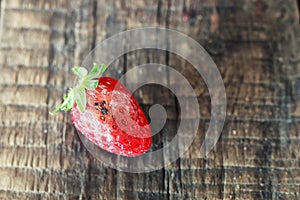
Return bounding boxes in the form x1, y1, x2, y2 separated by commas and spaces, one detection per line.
49, 63, 109, 115
66, 90, 75, 110
72, 67, 88, 78
99, 64, 108, 75
84, 80, 99, 90
75, 89, 86, 113
49, 105, 63, 115
91, 63, 98, 73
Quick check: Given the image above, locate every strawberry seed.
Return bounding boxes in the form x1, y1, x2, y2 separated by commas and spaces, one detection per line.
119, 107, 125, 114
121, 119, 127, 126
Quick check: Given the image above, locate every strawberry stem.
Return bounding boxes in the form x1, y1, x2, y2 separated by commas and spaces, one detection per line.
50, 63, 108, 115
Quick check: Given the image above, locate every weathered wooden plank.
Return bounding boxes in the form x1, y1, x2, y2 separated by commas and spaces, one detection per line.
0, 85, 48, 106
0, 0, 299, 199
5, 0, 69, 11
3, 9, 66, 30
0, 48, 49, 67
0, 105, 47, 126
1, 28, 51, 49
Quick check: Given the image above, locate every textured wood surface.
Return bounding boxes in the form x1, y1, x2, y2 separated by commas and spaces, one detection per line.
0, 0, 299, 199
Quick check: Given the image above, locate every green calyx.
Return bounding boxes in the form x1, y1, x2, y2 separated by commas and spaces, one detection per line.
50, 63, 108, 115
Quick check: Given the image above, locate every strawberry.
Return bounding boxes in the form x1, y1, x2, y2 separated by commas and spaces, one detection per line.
50, 63, 152, 156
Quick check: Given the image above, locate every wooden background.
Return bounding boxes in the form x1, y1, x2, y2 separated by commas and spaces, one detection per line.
0, 0, 299, 199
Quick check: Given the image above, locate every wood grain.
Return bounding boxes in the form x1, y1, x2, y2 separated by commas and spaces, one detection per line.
0, 0, 299, 199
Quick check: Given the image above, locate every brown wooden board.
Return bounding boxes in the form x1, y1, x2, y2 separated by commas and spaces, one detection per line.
0, 0, 299, 199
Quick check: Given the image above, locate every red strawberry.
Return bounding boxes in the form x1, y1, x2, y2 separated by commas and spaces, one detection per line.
50, 63, 152, 156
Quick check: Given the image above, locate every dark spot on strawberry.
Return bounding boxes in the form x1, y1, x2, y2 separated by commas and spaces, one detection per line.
100, 101, 106, 106
101, 107, 109, 115
94, 102, 99, 106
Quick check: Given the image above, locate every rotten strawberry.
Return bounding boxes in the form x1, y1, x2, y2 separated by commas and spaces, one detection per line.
50, 63, 152, 156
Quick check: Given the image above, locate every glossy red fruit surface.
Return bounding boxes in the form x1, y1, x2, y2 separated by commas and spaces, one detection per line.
71, 77, 152, 156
